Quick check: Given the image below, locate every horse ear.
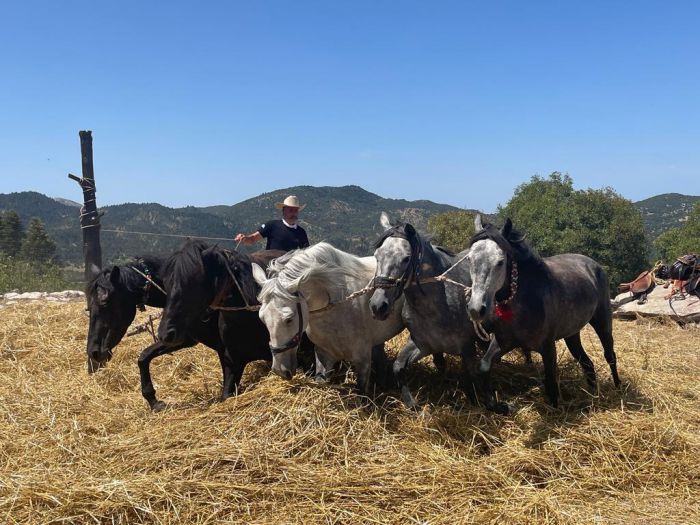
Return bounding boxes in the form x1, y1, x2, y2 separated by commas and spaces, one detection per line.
88, 263, 101, 279
251, 263, 267, 286
380, 212, 392, 230
474, 214, 484, 232
501, 218, 513, 237
109, 265, 120, 284
405, 223, 416, 237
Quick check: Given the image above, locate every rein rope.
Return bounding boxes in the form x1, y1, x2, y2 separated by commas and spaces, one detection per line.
129, 265, 167, 298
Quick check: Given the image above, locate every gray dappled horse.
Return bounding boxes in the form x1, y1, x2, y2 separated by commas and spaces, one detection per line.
252, 242, 408, 394
467, 215, 621, 409
369, 213, 491, 410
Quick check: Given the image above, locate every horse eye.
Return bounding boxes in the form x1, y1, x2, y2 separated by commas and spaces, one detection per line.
401, 255, 410, 264
284, 317, 293, 325
496, 260, 504, 267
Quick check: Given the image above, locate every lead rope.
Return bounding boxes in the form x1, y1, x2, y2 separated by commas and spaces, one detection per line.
129, 266, 168, 297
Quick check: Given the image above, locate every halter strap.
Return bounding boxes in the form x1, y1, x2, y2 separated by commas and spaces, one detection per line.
269, 301, 304, 354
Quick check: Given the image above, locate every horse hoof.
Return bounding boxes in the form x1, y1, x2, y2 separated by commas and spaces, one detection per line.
491, 401, 513, 415
151, 400, 167, 412
402, 396, 418, 411
313, 374, 329, 384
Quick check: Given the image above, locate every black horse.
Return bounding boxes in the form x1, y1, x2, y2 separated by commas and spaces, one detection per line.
85, 253, 225, 410
157, 239, 310, 404
466, 216, 621, 410
86, 255, 170, 372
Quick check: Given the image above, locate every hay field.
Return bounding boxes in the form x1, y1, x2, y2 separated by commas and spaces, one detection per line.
0, 302, 698, 524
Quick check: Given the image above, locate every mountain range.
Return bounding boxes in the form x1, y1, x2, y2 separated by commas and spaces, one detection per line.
0, 186, 697, 266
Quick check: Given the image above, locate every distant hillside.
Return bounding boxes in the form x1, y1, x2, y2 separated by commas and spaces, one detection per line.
5, 187, 694, 268
635, 193, 700, 239
0, 186, 460, 265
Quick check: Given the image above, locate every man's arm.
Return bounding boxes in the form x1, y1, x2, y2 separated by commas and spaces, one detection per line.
234, 231, 263, 245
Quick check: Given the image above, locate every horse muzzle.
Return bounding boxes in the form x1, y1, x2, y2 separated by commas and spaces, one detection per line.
467, 298, 489, 322
271, 351, 297, 380
369, 290, 393, 321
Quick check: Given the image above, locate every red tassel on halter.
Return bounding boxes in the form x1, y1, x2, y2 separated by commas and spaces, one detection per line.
495, 304, 513, 321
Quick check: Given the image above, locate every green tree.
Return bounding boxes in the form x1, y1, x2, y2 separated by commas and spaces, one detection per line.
498, 172, 577, 256
427, 210, 476, 252
20, 217, 57, 263
0, 210, 24, 257
498, 173, 648, 289
654, 202, 700, 262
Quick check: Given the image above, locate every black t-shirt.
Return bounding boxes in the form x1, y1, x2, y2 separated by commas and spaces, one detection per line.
257, 220, 310, 251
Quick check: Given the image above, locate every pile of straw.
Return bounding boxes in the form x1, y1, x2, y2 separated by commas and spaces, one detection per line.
0, 302, 698, 524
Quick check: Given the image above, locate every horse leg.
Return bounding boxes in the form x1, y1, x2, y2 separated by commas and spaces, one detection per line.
589, 308, 621, 387
564, 332, 597, 388
469, 338, 511, 415
353, 356, 373, 396
540, 340, 559, 407
393, 338, 432, 410
314, 348, 338, 383
138, 340, 192, 411
371, 343, 391, 388
432, 353, 446, 375
219, 350, 247, 400
479, 337, 506, 373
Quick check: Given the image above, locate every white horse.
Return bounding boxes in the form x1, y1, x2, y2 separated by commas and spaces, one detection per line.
252, 242, 408, 394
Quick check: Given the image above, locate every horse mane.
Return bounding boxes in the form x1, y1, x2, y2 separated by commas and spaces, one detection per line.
259, 242, 369, 303
471, 221, 543, 266
162, 238, 211, 289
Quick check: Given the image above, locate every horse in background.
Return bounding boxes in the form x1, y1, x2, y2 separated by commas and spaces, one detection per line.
467, 215, 621, 410
253, 241, 406, 394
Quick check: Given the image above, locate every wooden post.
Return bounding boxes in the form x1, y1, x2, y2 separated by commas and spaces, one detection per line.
68, 130, 103, 282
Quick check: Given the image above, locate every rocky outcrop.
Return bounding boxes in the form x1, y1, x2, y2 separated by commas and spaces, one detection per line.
0, 290, 85, 308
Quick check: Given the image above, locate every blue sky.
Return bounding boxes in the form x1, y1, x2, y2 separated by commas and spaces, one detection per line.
1, 1, 698, 212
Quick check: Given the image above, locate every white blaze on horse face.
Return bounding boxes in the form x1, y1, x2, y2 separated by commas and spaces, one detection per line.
467, 239, 507, 321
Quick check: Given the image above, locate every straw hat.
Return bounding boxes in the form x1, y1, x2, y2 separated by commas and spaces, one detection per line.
274, 195, 306, 210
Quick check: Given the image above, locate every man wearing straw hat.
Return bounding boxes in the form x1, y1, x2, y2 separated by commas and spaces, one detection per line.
234, 195, 310, 251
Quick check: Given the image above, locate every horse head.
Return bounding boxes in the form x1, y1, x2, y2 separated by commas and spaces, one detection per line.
253, 260, 308, 380
467, 215, 524, 322
369, 212, 423, 320
85, 266, 139, 373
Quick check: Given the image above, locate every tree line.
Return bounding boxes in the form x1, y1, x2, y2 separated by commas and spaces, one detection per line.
0, 211, 68, 293
0, 210, 58, 263
427, 172, 700, 291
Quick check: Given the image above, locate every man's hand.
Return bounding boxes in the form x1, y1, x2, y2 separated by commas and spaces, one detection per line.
234, 233, 246, 242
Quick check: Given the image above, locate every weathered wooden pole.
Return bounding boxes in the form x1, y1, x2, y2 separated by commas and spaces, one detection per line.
68, 130, 103, 282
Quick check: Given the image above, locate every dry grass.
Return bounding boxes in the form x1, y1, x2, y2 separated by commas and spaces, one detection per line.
0, 302, 698, 524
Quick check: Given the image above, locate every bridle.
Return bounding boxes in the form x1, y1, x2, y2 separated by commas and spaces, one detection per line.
129, 260, 167, 311
373, 228, 424, 298
269, 300, 304, 355
208, 250, 262, 312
